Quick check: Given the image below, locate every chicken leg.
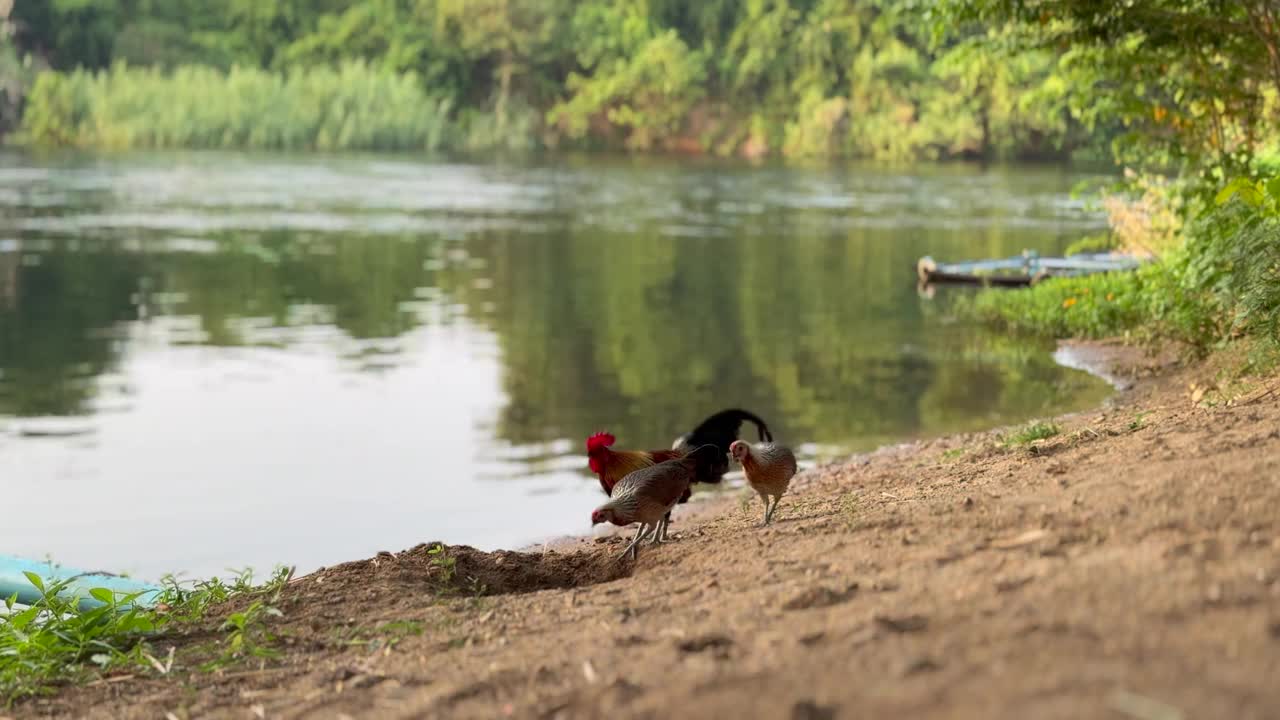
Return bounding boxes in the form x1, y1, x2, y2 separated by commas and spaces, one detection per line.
620, 522, 652, 560
765, 495, 782, 525
649, 515, 674, 544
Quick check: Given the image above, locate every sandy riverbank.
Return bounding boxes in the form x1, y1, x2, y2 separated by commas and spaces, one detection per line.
25, 338, 1280, 719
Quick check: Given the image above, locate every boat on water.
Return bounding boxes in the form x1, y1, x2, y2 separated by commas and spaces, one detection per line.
917, 250, 1144, 288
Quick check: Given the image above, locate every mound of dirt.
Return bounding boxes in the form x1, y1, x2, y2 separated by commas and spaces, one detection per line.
297, 543, 633, 600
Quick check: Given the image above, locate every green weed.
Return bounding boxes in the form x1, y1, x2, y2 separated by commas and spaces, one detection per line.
334, 620, 425, 651
0, 565, 292, 704
0, 574, 158, 704
427, 544, 456, 586
200, 600, 283, 670
1003, 421, 1061, 447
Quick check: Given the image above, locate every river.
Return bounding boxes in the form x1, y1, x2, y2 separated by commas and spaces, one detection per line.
0, 152, 1112, 580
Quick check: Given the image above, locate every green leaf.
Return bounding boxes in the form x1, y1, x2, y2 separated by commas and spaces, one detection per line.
89, 588, 115, 604
1215, 178, 1264, 207
1265, 176, 1280, 203
23, 572, 45, 592
8, 606, 40, 631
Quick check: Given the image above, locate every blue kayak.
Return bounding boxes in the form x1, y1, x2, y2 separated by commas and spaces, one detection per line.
0, 555, 161, 611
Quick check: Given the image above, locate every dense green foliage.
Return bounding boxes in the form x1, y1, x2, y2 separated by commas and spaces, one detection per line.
941, 0, 1280, 180
945, 1, 1280, 358
7, 0, 1105, 157
965, 180, 1280, 356
22, 62, 451, 150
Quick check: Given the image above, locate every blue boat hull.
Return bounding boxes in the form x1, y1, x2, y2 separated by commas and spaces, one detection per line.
0, 555, 160, 611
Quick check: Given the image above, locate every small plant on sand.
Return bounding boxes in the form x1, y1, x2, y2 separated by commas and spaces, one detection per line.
1003, 421, 1061, 447
200, 600, 283, 671
427, 544, 457, 587
378, 620, 425, 644
1127, 412, 1152, 432
335, 620, 425, 651
941, 447, 967, 462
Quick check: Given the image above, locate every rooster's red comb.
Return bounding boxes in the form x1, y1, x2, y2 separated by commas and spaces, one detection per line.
586, 432, 616, 452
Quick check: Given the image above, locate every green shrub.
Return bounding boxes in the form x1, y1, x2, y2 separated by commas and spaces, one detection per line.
964, 264, 1170, 340
0, 567, 290, 702
22, 61, 453, 151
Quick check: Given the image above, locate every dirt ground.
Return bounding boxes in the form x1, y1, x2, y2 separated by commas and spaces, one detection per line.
21, 339, 1280, 720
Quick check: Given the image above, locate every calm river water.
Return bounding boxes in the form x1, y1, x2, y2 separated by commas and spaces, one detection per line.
0, 152, 1112, 579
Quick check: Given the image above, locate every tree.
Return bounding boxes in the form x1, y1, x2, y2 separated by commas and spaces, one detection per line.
548, 4, 707, 151
433, 0, 570, 131
938, 0, 1280, 176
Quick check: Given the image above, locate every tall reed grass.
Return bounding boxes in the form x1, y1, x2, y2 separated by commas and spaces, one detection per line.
22, 61, 452, 151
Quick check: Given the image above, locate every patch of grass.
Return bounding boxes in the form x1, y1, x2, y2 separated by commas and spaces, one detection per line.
153, 566, 289, 624
1003, 421, 1062, 447
941, 447, 967, 462
1127, 411, 1152, 432
199, 599, 283, 671
0, 565, 292, 704
334, 620, 425, 651
379, 620, 425, 641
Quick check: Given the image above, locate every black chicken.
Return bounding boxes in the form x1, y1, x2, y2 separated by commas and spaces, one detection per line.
671, 408, 773, 485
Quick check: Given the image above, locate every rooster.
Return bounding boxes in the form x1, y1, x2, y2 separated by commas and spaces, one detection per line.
586, 432, 717, 541
586, 431, 685, 496
591, 448, 716, 559
730, 440, 798, 526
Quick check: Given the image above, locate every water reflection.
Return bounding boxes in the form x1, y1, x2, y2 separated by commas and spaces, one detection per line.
0, 153, 1111, 578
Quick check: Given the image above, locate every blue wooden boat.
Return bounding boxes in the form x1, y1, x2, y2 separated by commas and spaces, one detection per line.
917, 250, 1144, 287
